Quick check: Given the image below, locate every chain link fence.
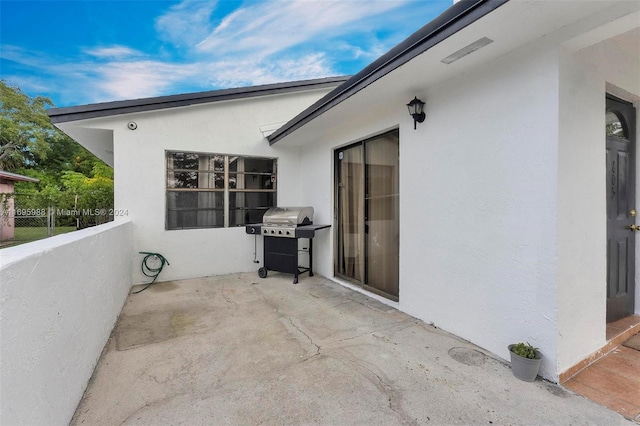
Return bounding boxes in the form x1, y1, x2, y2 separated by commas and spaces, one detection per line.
1, 193, 113, 248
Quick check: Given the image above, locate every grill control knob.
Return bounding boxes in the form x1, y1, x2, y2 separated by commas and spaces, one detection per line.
270, 230, 275, 234
286, 231, 291, 235
278, 230, 282, 235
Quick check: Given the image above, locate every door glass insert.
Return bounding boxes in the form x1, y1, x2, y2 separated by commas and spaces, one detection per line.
336, 145, 364, 282
335, 130, 399, 300
606, 111, 627, 138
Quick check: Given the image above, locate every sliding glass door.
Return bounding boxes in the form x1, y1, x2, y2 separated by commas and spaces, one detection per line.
335, 130, 399, 300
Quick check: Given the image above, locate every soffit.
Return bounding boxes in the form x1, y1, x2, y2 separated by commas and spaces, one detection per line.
275, 0, 639, 147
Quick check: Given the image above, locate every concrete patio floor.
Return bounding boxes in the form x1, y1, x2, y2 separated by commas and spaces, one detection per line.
72, 273, 630, 425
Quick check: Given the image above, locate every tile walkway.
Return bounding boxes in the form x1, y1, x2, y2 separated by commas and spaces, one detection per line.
564, 315, 640, 423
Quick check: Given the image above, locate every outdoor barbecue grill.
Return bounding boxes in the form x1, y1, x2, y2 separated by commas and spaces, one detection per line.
246, 206, 330, 283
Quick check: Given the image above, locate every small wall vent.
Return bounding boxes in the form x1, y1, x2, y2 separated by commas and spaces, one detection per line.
441, 37, 494, 64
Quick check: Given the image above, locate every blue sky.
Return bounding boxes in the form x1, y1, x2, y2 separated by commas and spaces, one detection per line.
1, 0, 450, 107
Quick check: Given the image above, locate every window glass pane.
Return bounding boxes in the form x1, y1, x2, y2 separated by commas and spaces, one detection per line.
606, 111, 627, 138
169, 152, 199, 170
167, 191, 224, 229
213, 155, 225, 171
366, 132, 399, 198
248, 158, 275, 190
168, 171, 198, 188
229, 156, 239, 173
229, 192, 275, 226
167, 171, 224, 189
229, 173, 237, 189
365, 133, 399, 298
166, 152, 276, 230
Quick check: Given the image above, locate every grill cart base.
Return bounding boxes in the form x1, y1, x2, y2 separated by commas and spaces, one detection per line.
259, 236, 313, 284
246, 223, 330, 284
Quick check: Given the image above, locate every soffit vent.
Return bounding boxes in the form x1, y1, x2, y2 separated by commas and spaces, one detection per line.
441, 37, 494, 64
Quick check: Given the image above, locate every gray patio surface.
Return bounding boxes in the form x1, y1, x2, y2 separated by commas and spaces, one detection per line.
72, 272, 629, 425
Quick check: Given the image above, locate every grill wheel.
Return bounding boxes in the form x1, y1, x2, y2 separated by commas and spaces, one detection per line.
258, 267, 268, 279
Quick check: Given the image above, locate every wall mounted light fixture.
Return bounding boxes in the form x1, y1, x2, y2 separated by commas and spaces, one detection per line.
406, 97, 425, 129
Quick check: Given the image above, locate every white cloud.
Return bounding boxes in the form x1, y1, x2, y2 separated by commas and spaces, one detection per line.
91, 61, 199, 101
195, 0, 407, 57
85, 46, 143, 59
155, 0, 218, 48
2, 0, 449, 105
0, 45, 198, 104
334, 41, 387, 61
203, 52, 333, 88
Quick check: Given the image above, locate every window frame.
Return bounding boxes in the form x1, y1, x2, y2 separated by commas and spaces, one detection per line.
166, 150, 277, 230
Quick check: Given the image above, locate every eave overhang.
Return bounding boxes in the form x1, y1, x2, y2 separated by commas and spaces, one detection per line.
47, 76, 349, 124
267, 0, 510, 145
0, 171, 39, 183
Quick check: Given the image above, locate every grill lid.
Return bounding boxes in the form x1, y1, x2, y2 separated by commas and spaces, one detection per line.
263, 206, 313, 226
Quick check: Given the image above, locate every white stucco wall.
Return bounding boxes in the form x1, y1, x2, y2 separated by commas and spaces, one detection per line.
294, 21, 639, 380
63, 88, 333, 284
403, 45, 560, 380
556, 28, 640, 373
293, 42, 563, 380
0, 221, 132, 425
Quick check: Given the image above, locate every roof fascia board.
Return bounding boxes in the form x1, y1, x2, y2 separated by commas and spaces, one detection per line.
47, 76, 349, 124
0, 171, 40, 183
268, 0, 509, 145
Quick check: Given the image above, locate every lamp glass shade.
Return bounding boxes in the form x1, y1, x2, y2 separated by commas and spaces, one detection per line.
406, 97, 425, 116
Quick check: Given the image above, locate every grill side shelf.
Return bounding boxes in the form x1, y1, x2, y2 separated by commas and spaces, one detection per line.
295, 224, 331, 238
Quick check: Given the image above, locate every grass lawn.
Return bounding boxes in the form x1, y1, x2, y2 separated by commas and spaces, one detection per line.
0, 226, 77, 249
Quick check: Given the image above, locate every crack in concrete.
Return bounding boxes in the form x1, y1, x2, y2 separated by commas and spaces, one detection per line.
285, 317, 321, 357
333, 350, 417, 426
118, 393, 187, 426
357, 362, 416, 426
250, 286, 280, 314
220, 283, 239, 308
331, 319, 417, 345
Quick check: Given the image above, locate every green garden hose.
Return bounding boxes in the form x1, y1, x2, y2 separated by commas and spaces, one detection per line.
133, 252, 170, 294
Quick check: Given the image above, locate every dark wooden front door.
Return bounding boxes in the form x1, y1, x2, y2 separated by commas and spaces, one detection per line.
606, 95, 636, 323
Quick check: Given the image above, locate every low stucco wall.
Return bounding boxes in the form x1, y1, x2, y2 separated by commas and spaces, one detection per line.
0, 220, 132, 425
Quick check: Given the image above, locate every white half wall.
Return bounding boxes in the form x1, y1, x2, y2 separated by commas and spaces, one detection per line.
0, 221, 132, 425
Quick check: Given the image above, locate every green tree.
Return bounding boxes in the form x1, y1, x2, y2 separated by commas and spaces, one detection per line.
1, 81, 115, 233
60, 165, 114, 228
0, 80, 54, 170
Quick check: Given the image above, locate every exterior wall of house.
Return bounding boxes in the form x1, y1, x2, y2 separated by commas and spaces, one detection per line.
556, 49, 608, 375
405, 44, 561, 380
0, 221, 132, 426
295, 27, 640, 380
296, 43, 563, 379
556, 32, 640, 373
66, 89, 332, 284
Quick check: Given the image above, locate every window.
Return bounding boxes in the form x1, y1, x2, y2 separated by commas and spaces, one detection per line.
166, 151, 276, 229
606, 111, 628, 138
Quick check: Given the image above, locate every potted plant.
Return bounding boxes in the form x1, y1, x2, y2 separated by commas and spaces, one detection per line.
508, 342, 542, 382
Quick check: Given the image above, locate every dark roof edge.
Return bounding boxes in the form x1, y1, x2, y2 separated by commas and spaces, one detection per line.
268, 0, 509, 145
0, 170, 40, 183
47, 76, 350, 124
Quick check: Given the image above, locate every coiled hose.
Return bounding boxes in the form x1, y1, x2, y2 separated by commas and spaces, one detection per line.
133, 252, 170, 294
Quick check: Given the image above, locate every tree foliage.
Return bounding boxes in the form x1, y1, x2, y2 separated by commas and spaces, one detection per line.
0, 80, 55, 170
2, 81, 114, 229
